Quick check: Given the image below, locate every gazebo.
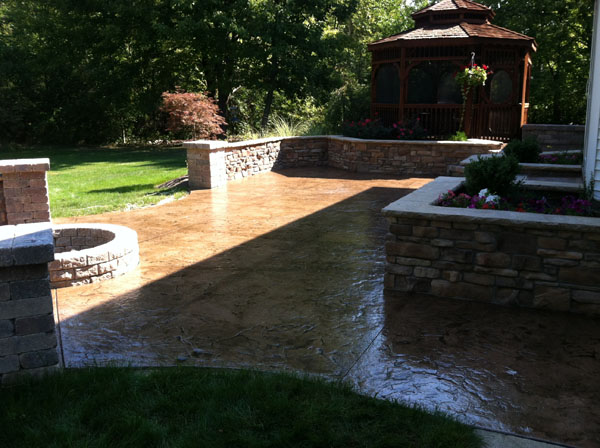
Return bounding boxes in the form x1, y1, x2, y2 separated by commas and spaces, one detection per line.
367, 0, 537, 140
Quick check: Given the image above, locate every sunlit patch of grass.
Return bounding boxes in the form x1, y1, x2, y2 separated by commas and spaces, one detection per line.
1, 145, 188, 217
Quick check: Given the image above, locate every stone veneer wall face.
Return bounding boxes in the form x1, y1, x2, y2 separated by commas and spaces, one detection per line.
49, 224, 140, 289
225, 141, 283, 181
383, 177, 600, 316
0, 178, 6, 225
0, 159, 51, 225
522, 124, 585, 151
223, 138, 328, 181
328, 139, 497, 176
0, 223, 59, 383
184, 137, 501, 189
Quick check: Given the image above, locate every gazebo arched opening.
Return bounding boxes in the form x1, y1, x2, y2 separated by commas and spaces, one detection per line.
368, 0, 537, 140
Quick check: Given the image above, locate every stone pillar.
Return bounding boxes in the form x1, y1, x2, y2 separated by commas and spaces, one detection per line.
184, 141, 228, 189
0, 158, 51, 225
0, 222, 59, 383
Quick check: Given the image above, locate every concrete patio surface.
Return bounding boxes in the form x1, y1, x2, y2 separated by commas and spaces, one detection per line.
54, 167, 600, 447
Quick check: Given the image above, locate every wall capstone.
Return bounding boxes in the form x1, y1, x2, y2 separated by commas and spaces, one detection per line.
0, 222, 59, 384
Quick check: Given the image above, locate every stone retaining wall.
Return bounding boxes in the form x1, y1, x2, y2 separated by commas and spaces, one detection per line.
0, 222, 59, 383
383, 177, 600, 316
185, 136, 501, 189
49, 224, 139, 288
522, 124, 585, 151
0, 159, 51, 225
0, 178, 6, 225
328, 137, 499, 176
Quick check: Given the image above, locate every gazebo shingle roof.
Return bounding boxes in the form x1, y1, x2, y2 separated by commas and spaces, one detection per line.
368, 0, 536, 50
369, 22, 535, 46
413, 0, 492, 15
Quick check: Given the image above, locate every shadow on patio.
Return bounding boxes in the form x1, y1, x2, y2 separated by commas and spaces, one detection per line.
54, 168, 599, 447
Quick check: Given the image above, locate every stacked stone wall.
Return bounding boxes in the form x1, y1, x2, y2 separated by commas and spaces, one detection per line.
522, 124, 585, 151
385, 217, 600, 315
276, 138, 328, 169
0, 179, 6, 225
0, 223, 59, 383
0, 159, 51, 225
184, 137, 501, 189
383, 177, 600, 316
328, 138, 498, 176
225, 141, 283, 181
49, 224, 139, 288
223, 138, 328, 181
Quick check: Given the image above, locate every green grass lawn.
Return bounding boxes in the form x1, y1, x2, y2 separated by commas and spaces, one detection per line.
1, 145, 188, 217
0, 367, 481, 448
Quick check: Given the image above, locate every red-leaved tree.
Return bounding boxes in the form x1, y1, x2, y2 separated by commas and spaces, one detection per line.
160, 90, 226, 139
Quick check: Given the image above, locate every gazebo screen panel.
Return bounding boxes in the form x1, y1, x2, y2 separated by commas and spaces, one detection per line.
375, 64, 401, 104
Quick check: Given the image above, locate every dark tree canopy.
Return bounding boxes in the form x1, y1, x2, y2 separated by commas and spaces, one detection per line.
478, 0, 594, 124
0, 0, 593, 143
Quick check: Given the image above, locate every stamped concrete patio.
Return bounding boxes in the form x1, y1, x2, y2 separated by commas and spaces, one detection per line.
54, 168, 599, 447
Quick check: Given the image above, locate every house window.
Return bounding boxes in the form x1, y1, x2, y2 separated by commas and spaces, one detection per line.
375, 64, 400, 104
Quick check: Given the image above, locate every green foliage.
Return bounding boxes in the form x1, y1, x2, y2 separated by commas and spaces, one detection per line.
0, 0, 592, 143
581, 175, 596, 201
342, 118, 393, 139
0, 145, 187, 217
341, 116, 427, 140
322, 80, 371, 133
478, 0, 593, 124
503, 138, 540, 163
464, 155, 520, 196
267, 115, 310, 137
448, 131, 468, 141
0, 367, 482, 448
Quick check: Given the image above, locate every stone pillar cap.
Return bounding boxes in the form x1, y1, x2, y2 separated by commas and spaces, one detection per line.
0, 222, 54, 267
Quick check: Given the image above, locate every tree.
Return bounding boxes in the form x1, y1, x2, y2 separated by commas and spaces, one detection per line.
160, 90, 226, 139
478, 0, 593, 124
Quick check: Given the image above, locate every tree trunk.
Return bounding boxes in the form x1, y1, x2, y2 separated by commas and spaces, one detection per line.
261, 88, 275, 130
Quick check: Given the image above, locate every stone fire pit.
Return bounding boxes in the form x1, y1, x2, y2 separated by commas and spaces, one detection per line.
49, 223, 139, 288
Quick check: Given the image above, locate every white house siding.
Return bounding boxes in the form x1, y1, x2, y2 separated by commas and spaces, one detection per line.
585, 0, 600, 199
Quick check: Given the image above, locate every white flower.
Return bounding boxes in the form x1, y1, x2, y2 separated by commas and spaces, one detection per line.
485, 194, 499, 203
478, 188, 489, 197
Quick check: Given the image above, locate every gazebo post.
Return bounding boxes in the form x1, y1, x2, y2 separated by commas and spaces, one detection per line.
398, 48, 406, 123
520, 52, 531, 127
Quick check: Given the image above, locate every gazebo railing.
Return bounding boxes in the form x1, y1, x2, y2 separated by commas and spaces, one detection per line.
372, 103, 520, 141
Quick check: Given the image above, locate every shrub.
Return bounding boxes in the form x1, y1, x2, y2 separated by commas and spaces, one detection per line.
341, 118, 394, 139
160, 89, 226, 139
393, 117, 427, 140
464, 155, 520, 196
503, 138, 540, 163
448, 131, 468, 141
341, 116, 428, 140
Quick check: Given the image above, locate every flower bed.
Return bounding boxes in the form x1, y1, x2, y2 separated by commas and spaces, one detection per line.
382, 176, 600, 316
437, 188, 597, 217
538, 151, 583, 165
341, 116, 427, 140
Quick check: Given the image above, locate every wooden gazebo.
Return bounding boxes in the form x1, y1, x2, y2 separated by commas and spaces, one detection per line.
368, 0, 537, 140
